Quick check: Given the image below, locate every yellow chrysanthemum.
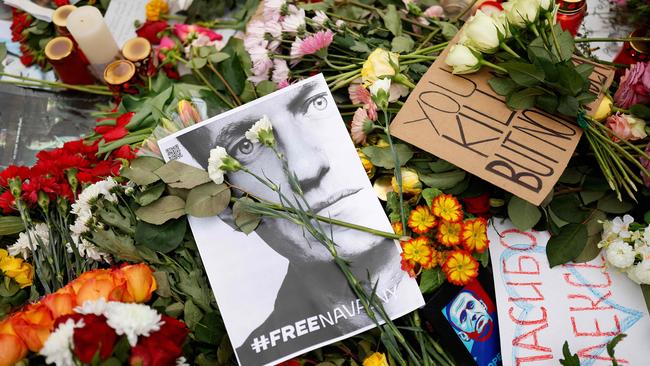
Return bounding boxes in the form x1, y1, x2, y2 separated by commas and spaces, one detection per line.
431, 194, 463, 222
407, 205, 436, 234
442, 250, 479, 286
363, 352, 389, 366
461, 218, 490, 253
437, 220, 462, 247
146, 0, 169, 21
401, 236, 432, 267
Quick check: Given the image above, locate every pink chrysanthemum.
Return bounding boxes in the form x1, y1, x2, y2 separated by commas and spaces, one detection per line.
351, 108, 370, 144
299, 30, 333, 56
348, 82, 378, 120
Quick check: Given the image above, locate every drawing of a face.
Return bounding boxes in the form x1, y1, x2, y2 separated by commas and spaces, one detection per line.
179, 80, 395, 263
448, 290, 493, 341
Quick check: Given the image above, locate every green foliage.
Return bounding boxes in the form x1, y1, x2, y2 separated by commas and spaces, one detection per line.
233, 198, 261, 234
507, 196, 541, 231
0, 216, 24, 235
546, 223, 588, 267
135, 218, 187, 254
136, 195, 186, 225
419, 268, 445, 294
361, 144, 413, 169
382, 5, 402, 36
560, 341, 580, 366
185, 183, 231, 217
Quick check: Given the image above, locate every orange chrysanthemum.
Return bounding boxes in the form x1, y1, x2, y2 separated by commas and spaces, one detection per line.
401, 236, 433, 268
437, 220, 462, 247
407, 205, 436, 234
461, 218, 489, 253
392, 222, 404, 236
442, 250, 479, 286
431, 194, 463, 222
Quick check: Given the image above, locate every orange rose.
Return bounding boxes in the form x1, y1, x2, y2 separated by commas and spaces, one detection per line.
11, 303, 54, 352
75, 270, 126, 305
0, 333, 28, 366
119, 263, 157, 303
42, 293, 76, 319
67, 268, 112, 294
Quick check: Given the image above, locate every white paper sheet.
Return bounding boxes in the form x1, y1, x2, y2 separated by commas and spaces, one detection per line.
103, 0, 147, 47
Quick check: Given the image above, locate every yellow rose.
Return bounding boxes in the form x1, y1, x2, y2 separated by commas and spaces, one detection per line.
0, 255, 33, 288
362, 49, 399, 85
593, 95, 613, 121
363, 352, 389, 366
392, 168, 422, 196
358, 149, 375, 179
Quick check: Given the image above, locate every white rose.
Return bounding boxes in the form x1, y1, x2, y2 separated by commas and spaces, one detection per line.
539, 0, 553, 12
491, 11, 512, 39
461, 10, 501, 54
445, 44, 482, 74
503, 0, 539, 28
605, 240, 636, 269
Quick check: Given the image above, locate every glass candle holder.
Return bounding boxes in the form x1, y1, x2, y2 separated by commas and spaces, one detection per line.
556, 0, 587, 36
104, 60, 139, 94
613, 28, 650, 66
52, 5, 77, 36
45, 36, 95, 85
122, 37, 154, 77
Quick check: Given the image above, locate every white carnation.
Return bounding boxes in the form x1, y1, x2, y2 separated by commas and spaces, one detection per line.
40, 318, 85, 366
8, 222, 49, 258
207, 146, 228, 185
245, 115, 273, 143
605, 240, 636, 269
104, 302, 164, 346
70, 177, 119, 237
281, 8, 305, 33
74, 298, 109, 316
627, 259, 650, 285
369, 78, 392, 97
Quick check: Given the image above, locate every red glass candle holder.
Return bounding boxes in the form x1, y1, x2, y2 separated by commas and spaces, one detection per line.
45, 37, 95, 85
52, 5, 77, 37
613, 28, 650, 66
122, 37, 154, 77
104, 60, 140, 95
556, 0, 586, 36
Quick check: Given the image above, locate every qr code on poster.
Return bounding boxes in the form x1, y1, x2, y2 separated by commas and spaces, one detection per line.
166, 144, 182, 160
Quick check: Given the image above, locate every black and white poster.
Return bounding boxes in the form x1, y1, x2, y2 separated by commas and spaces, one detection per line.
158, 74, 424, 366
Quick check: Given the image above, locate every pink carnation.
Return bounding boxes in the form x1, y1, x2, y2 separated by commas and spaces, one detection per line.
173, 24, 222, 43
606, 113, 647, 141
297, 30, 333, 58
614, 61, 650, 108
351, 108, 370, 144
348, 81, 378, 120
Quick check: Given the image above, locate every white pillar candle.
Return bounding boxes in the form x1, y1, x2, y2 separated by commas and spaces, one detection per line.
66, 6, 119, 76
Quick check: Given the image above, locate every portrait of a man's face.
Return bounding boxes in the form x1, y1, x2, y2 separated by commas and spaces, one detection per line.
158, 75, 424, 366
448, 291, 493, 341
441, 278, 500, 366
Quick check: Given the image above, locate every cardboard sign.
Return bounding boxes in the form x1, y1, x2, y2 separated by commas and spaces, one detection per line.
390, 34, 614, 205
488, 220, 650, 365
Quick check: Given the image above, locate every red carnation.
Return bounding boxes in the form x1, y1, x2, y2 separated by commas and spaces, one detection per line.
0, 165, 30, 187
129, 316, 189, 366
461, 193, 491, 217
0, 190, 16, 214
112, 145, 136, 160
277, 359, 302, 366
72, 314, 118, 363
95, 112, 135, 142
21, 174, 60, 204
53, 0, 70, 6
136, 20, 168, 45
19, 48, 35, 66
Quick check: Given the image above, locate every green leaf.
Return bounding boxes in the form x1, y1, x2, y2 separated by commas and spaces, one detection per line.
184, 299, 204, 331
185, 183, 231, 217
557, 95, 579, 117
87, 229, 141, 262
361, 144, 413, 169
256, 80, 277, 97
419, 268, 445, 294
153, 271, 172, 297
546, 223, 588, 267
218, 52, 245, 95
597, 194, 634, 214
154, 160, 211, 189
195, 311, 226, 344
433, 21, 458, 40
134, 182, 166, 206
382, 5, 402, 36
560, 341, 580, 366
121, 157, 164, 186
351, 41, 371, 54
558, 65, 585, 96
421, 188, 442, 208
391, 35, 414, 53
630, 103, 650, 119
579, 190, 605, 205
428, 159, 456, 173
233, 198, 261, 234
535, 94, 559, 114
208, 52, 230, 64
575, 63, 594, 79
507, 88, 543, 110
574, 210, 606, 263
135, 218, 187, 253
550, 194, 589, 223
0, 216, 24, 235
641, 285, 650, 314
607, 333, 627, 366
136, 195, 186, 225
488, 77, 517, 96
550, 25, 575, 62
502, 62, 546, 87
418, 170, 466, 190
508, 196, 542, 231
190, 57, 207, 69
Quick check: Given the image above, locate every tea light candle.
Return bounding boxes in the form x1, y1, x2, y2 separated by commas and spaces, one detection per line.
66, 6, 119, 76
52, 5, 77, 35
